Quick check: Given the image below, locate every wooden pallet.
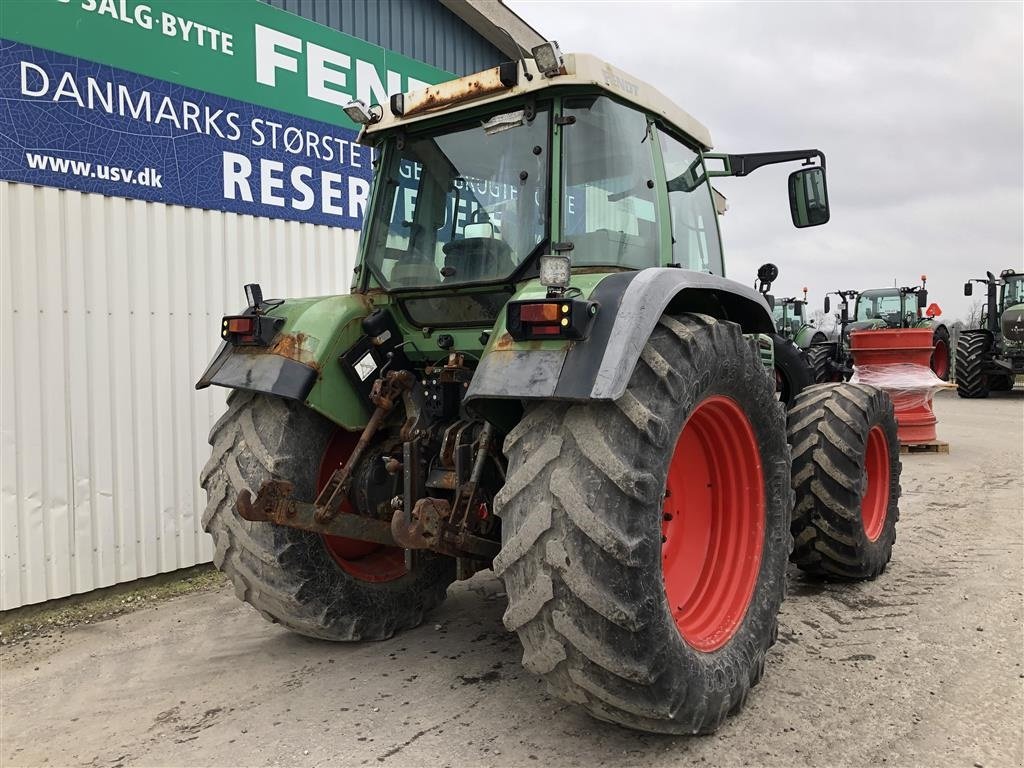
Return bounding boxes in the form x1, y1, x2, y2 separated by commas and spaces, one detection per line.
900, 440, 950, 454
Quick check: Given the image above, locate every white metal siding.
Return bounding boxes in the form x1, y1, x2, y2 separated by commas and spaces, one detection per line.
0, 182, 359, 609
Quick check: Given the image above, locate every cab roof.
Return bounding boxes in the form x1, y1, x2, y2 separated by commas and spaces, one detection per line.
359, 53, 713, 150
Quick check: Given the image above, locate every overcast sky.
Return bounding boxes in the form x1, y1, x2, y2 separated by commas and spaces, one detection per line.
508, 0, 1023, 323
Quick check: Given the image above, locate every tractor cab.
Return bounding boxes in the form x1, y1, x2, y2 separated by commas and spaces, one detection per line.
772, 299, 804, 338
999, 270, 1023, 314
769, 287, 825, 349
852, 276, 931, 331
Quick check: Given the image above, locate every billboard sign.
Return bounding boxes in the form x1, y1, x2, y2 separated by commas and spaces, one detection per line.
0, 0, 453, 227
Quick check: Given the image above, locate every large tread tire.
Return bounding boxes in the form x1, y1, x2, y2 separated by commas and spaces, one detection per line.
930, 325, 951, 381
955, 332, 990, 398
807, 343, 838, 383
789, 383, 901, 580
201, 391, 455, 641
772, 333, 814, 408
494, 314, 792, 735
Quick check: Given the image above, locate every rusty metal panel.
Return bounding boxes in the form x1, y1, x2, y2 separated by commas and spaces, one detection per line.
0, 181, 359, 609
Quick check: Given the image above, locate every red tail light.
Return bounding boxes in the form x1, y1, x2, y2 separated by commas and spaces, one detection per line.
506, 299, 598, 341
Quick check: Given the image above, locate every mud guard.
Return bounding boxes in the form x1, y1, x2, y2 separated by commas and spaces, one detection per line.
195, 293, 375, 431
197, 342, 318, 401
466, 268, 774, 408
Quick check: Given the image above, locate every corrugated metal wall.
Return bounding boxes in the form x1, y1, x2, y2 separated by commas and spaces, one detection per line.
262, 0, 504, 75
0, 182, 359, 609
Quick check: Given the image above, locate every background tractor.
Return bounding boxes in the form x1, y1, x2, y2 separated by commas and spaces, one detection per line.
196, 48, 902, 735
753, 264, 817, 406
774, 288, 828, 349
807, 278, 949, 382
806, 288, 859, 382
958, 268, 1024, 397
849, 277, 950, 380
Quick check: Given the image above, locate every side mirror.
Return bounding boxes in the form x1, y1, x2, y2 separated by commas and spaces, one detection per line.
917, 289, 928, 309
964, 282, 973, 297
824, 296, 831, 314
793, 299, 805, 313
789, 167, 830, 228
765, 294, 776, 309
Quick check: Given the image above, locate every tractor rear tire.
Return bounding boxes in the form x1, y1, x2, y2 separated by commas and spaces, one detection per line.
494, 314, 792, 734
201, 391, 455, 641
930, 325, 951, 381
955, 332, 990, 399
789, 383, 901, 580
807, 343, 838, 383
772, 333, 813, 408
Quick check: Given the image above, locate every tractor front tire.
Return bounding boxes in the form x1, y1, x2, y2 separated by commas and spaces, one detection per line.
201, 391, 454, 641
807, 343, 838, 383
789, 384, 901, 579
955, 332, 990, 399
494, 314, 792, 734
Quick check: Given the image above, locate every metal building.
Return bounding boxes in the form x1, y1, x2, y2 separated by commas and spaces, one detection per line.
0, 0, 543, 610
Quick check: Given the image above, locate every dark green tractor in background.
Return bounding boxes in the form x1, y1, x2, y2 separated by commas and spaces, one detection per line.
850, 277, 950, 380
958, 268, 1024, 397
196, 48, 902, 735
807, 278, 949, 382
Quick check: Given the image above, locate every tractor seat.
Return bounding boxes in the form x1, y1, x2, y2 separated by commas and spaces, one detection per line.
390, 260, 440, 286
441, 222, 514, 282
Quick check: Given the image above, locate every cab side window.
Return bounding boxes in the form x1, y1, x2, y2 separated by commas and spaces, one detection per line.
562, 96, 660, 269
658, 130, 723, 275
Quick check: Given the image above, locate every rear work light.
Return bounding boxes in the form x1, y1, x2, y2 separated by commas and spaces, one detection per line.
506, 299, 598, 341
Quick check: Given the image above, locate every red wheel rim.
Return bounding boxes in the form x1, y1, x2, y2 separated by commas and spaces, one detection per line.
661, 396, 765, 653
318, 431, 407, 583
861, 425, 890, 542
931, 339, 949, 379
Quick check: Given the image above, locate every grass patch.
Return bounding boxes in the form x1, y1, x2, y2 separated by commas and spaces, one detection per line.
0, 565, 227, 646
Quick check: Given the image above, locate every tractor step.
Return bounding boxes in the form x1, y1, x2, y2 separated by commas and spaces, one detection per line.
899, 440, 950, 455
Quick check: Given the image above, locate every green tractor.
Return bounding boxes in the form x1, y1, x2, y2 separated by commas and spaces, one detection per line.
958, 268, 1024, 397
753, 266, 818, 405
808, 279, 950, 382
773, 288, 828, 349
196, 48, 902, 735
806, 289, 859, 382
849, 277, 950, 380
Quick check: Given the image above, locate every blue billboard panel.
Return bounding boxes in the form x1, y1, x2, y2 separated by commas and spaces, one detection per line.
0, 40, 374, 228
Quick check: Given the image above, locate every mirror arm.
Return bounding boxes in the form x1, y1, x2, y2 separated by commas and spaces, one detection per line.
710, 149, 825, 178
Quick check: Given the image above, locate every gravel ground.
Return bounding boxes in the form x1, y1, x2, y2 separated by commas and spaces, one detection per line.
2, 389, 1022, 767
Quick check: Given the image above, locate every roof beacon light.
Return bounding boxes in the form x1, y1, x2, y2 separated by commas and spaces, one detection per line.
343, 99, 382, 125
531, 41, 565, 77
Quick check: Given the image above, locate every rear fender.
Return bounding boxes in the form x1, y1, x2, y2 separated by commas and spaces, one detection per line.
466, 268, 774, 413
196, 294, 375, 430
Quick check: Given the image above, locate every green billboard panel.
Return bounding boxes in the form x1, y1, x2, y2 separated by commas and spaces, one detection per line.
0, 0, 453, 128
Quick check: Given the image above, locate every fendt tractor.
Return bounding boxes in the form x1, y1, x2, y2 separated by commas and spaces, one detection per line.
851, 277, 950, 380
958, 268, 1024, 397
808, 278, 948, 383
753, 265, 816, 406
196, 46, 902, 735
774, 288, 827, 349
